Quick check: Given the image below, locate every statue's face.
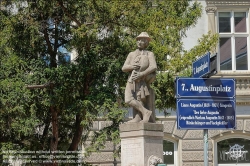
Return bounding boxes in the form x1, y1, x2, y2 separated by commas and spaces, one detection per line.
136, 38, 149, 49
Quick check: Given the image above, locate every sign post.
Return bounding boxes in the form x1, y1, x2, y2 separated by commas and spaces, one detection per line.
176, 52, 233, 166
176, 77, 235, 166
204, 129, 208, 166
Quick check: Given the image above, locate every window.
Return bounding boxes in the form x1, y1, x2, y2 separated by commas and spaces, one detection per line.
163, 140, 177, 166
218, 11, 249, 71
217, 138, 250, 165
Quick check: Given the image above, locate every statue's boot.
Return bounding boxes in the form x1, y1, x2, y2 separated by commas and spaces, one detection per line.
141, 111, 152, 123
127, 114, 141, 123
128, 100, 152, 123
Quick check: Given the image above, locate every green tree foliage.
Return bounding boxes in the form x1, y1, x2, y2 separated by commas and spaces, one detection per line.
0, 0, 218, 163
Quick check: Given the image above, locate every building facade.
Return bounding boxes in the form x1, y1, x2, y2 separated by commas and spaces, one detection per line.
85, 0, 250, 166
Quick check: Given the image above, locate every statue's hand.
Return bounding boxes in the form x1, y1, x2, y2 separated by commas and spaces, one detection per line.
131, 71, 144, 81
132, 64, 140, 70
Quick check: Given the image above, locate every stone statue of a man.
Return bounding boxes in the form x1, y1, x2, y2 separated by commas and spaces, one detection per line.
122, 32, 157, 123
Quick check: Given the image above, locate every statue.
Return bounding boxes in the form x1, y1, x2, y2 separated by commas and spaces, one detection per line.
122, 32, 157, 123
148, 155, 163, 166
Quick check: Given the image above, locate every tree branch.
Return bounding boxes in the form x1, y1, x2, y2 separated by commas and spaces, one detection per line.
57, 0, 94, 27
40, 13, 54, 56
57, 0, 82, 27
26, 82, 54, 89
68, 114, 84, 151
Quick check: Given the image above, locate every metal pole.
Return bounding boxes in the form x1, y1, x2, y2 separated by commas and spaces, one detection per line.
204, 129, 208, 166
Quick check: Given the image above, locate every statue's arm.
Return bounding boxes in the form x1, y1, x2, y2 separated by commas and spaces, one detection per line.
122, 53, 135, 72
130, 52, 156, 81
141, 52, 157, 76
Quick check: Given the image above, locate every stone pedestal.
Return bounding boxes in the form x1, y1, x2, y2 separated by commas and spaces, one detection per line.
120, 123, 164, 166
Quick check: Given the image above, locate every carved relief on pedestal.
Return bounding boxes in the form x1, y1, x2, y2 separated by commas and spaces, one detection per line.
148, 155, 163, 166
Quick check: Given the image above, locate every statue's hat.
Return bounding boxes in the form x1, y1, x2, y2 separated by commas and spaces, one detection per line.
136, 32, 151, 41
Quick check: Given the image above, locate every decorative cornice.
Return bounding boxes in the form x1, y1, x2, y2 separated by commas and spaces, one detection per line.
207, 1, 250, 6
213, 74, 250, 105
236, 102, 250, 105
213, 72, 250, 78
205, 6, 217, 13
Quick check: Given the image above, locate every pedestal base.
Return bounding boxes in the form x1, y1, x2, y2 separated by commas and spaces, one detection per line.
120, 123, 164, 166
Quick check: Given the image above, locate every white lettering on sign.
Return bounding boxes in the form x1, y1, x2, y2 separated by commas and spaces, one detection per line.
189, 84, 231, 94
193, 61, 209, 75
178, 99, 235, 128
180, 83, 232, 94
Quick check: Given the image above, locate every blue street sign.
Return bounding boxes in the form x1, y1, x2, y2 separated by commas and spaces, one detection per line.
177, 99, 236, 129
192, 52, 210, 78
176, 77, 235, 98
